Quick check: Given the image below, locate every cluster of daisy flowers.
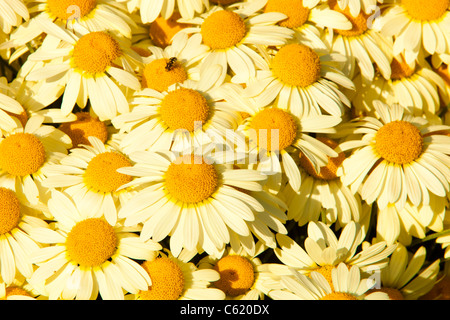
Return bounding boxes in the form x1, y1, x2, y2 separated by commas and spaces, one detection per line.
0, 0, 449, 302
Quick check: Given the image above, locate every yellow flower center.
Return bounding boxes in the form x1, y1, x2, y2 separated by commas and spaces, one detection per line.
142, 58, 188, 92
314, 265, 334, 287
159, 88, 210, 132
321, 292, 358, 300
58, 112, 109, 148
214, 255, 255, 297
72, 32, 122, 74
369, 287, 404, 300
0, 133, 46, 177
402, 0, 449, 21
299, 138, 345, 180
249, 108, 298, 152
272, 43, 321, 87
149, 12, 191, 48
1, 287, 31, 299
165, 155, 219, 203
264, 0, 310, 28
375, 120, 423, 165
65, 218, 118, 267
84, 152, 133, 193
329, 0, 369, 37
138, 257, 185, 300
47, 0, 97, 20
0, 188, 21, 235
201, 10, 247, 49
390, 57, 415, 80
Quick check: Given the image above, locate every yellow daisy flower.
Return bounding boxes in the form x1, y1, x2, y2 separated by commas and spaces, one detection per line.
28, 190, 162, 300
338, 101, 450, 209
25, 21, 142, 121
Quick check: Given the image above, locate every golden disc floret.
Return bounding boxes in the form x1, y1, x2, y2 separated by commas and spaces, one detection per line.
390, 57, 415, 80
47, 0, 97, 20
65, 218, 117, 267
142, 58, 188, 92
160, 88, 210, 132
138, 257, 185, 300
84, 152, 133, 193
0, 188, 21, 235
299, 137, 345, 180
201, 10, 247, 50
59, 112, 109, 148
321, 292, 359, 300
1, 287, 31, 300
150, 12, 191, 48
249, 108, 298, 152
165, 155, 219, 203
375, 120, 423, 165
73, 32, 122, 74
271, 43, 321, 87
264, 0, 310, 28
214, 255, 255, 297
402, 0, 449, 21
329, 0, 370, 37
0, 133, 46, 177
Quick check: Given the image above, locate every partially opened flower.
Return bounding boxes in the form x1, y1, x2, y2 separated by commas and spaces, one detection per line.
351, 57, 448, 117
274, 221, 397, 285
268, 263, 389, 300
128, 250, 225, 300
243, 43, 354, 118
25, 21, 142, 121
338, 101, 450, 209
321, 0, 393, 82
116, 150, 271, 257
380, 0, 450, 64
177, 4, 294, 84
367, 244, 440, 300
0, 114, 71, 207
198, 244, 283, 300
281, 136, 363, 227
28, 190, 162, 300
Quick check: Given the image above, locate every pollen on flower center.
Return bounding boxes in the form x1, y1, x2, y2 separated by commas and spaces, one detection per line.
138, 257, 185, 300
272, 43, 321, 87
149, 12, 191, 48
165, 155, 218, 203
264, 0, 310, 28
402, 0, 449, 21
65, 218, 117, 267
160, 88, 210, 132
299, 137, 345, 180
0, 188, 21, 235
0, 133, 46, 177
201, 10, 247, 49
84, 152, 133, 193
58, 112, 109, 148
390, 57, 416, 80
375, 120, 423, 165
214, 255, 255, 297
249, 108, 298, 152
47, 0, 97, 20
329, 0, 369, 37
1, 287, 31, 299
73, 32, 122, 74
142, 58, 188, 92
321, 292, 358, 300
